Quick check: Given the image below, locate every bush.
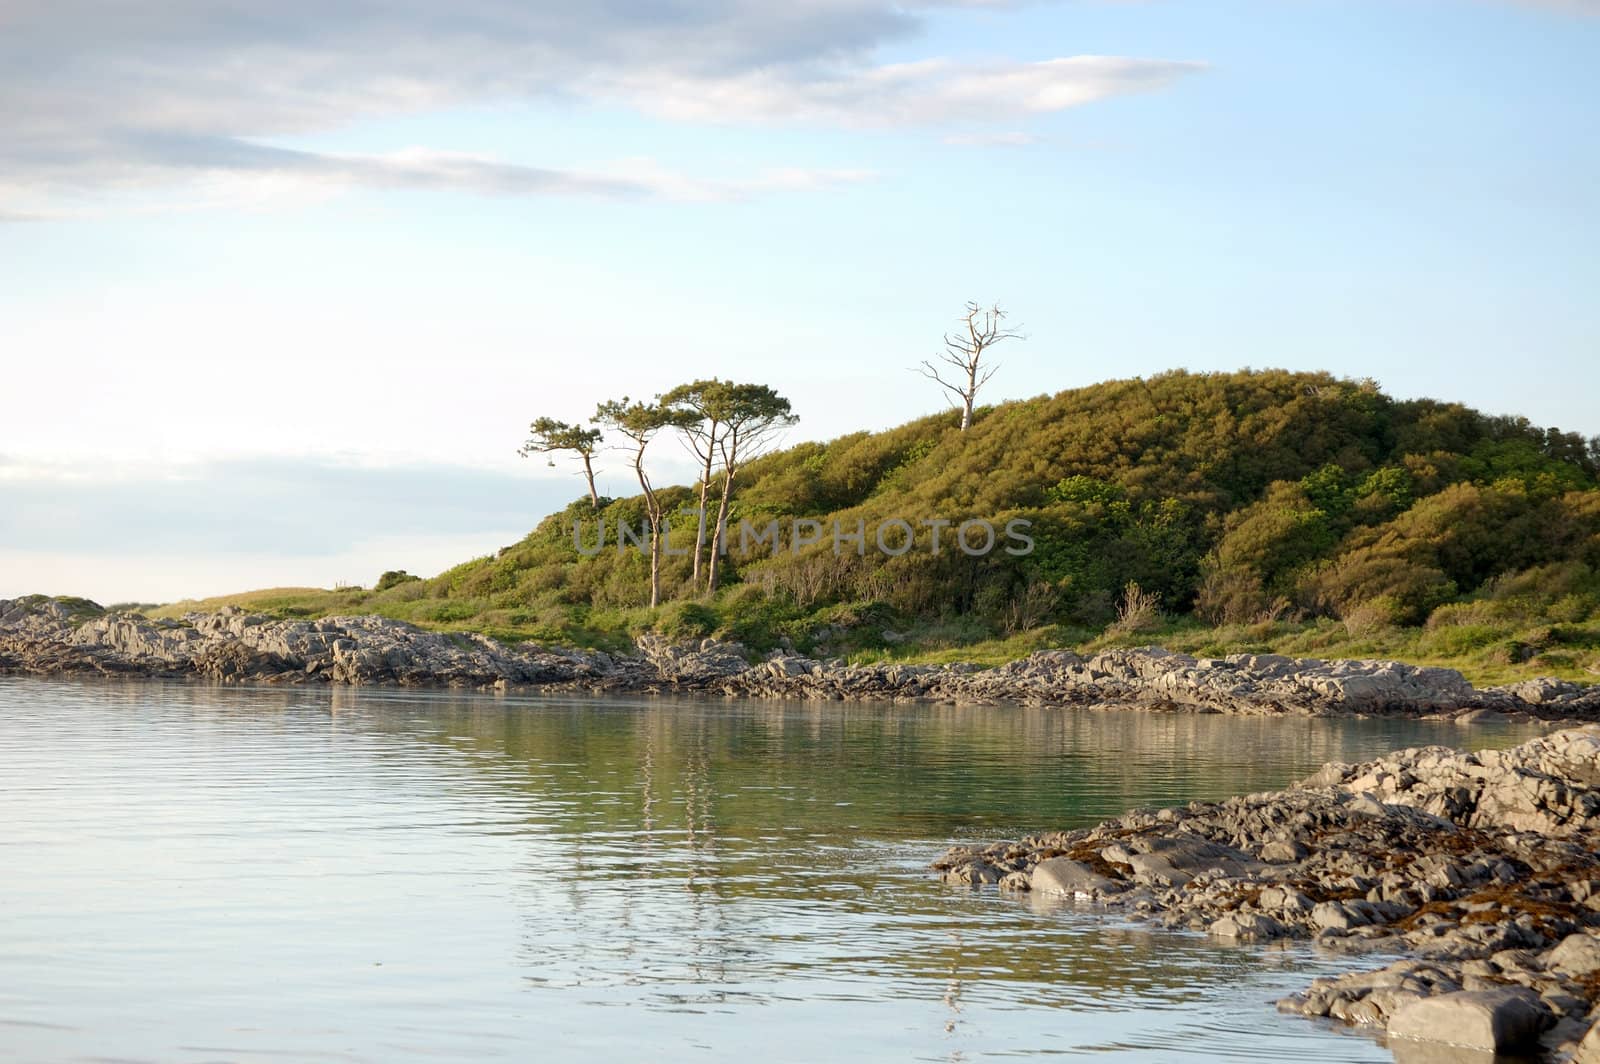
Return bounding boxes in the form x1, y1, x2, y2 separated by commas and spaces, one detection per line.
1111, 581, 1162, 634
375, 570, 421, 592
655, 600, 720, 642
1001, 581, 1060, 635
1196, 566, 1273, 626
1305, 547, 1456, 625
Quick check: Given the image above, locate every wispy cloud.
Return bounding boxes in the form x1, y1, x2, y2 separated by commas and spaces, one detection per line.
0, 1, 1200, 215
0, 135, 877, 217
605, 56, 1203, 127
942, 131, 1047, 147
1510, 0, 1600, 12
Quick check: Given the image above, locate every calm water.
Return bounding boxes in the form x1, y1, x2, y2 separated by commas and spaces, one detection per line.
0, 678, 1546, 1064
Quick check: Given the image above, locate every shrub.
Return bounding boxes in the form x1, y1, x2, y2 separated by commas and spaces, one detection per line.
1002, 581, 1060, 635
1340, 598, 1400, 635
655, 600, 720, 642
1196, 566, 1273, 626
375, 570, 421, 592
1111, 581, 1162, 634
1417, 622, 1502, 656
1304, 547, 1456, 625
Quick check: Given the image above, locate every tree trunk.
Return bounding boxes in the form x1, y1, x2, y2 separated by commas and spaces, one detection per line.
633, 444, 662, 608
960, 362, 977, 431
691, 438, 715, 584
581, 453, 600, 510
648, 522, 662, 608
706, 468, 737, 592
705, 481, 728, 592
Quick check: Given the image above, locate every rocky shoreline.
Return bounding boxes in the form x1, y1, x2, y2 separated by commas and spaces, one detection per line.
2, 597, 1597, 723
935, 726, 1600, 1061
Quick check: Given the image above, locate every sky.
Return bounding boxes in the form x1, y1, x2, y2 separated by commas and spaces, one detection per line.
2, 0, 1597, 604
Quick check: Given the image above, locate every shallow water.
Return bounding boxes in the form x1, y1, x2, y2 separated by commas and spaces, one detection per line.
0, 678, 1547, 1063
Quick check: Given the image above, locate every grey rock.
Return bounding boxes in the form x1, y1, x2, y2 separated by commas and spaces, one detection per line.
1210, 912, 1288, 942
1112, 836, 1258, 887
1576, 1018, 1600, 1064
930, 725, 1600, 1055
1312, 901, 1373, 932
1030, 857, 1120, 897
1387, 987, 1549, 1053
1259, 839, 1307, 863
1548, 932, 1600, 979
8, 597, 1597, 720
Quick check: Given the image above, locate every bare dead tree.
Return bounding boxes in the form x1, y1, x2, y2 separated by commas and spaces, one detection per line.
915, 301, 1025, 431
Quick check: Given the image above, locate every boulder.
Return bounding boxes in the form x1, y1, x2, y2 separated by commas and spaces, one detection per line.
1547, 932, 1600, 979
1576, 1018, 1600, 1064
1105, 835, 1258, 887
1030, 857, 1120, 897
1259, 839, 1307, 863
1386, 987, 1549, 1053
1210, 912, 1288, 942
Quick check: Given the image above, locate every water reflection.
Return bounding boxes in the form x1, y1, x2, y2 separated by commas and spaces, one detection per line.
0, 678, 1544, 1064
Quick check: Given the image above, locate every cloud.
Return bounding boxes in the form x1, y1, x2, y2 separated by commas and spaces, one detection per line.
0, 1, 1200, 213
0, 455, 570, 557
942, 131, 1047, 147
0, 133, 876, 216
603, 55, 1203, 127
1510, 0, 1600, 12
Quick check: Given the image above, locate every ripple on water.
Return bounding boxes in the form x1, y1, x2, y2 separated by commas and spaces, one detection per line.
0, 678, 1545, 1063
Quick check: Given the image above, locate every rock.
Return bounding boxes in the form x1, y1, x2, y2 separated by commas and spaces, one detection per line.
1548, 932, 1600, 979
1500, 678, 1586, 705
1258, 886, 1312, 912
1576, 1019, 1600, 1064
1312, 901, 1371, 932
1030, 857, 1120, 897
1259, 839, 1307, 863
930, 726, 1600, 1056
9, 597, 1600, 720
1210, 912, 1288, 942
1387, 987, 1549, 1053
1387, 1040, 1499, 1064
1108, 835, 1258, 887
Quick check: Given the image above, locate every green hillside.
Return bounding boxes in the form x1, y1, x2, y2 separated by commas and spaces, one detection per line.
151, 369, 1600, 684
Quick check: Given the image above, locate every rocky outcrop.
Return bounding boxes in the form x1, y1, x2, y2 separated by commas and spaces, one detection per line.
1, 597, 1596, 721
1388, 987, 1551, 1055
0, 599, 612, 688
932, 726, 1600, 1059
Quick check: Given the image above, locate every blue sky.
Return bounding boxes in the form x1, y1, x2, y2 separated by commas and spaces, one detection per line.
2, 0, 1596, 603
